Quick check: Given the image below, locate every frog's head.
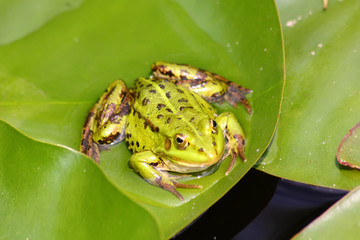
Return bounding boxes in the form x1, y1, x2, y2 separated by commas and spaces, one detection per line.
157, 118, 225, 172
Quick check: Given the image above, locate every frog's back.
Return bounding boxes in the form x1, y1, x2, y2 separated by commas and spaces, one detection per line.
132, 78, 217, 137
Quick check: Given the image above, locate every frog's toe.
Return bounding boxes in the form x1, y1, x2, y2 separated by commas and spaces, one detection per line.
157, 179, 185, 201
225, 134, 246, 175
157, 177, 202, 201
234, 133, 246, 161
225, 83, 252, 114
174, 182, 202, 189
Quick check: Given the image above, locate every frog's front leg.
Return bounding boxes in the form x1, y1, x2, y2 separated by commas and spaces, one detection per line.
152, 62, 252, 114
80, 80, 133, 163
130, 151, 202, 201
216, 112, 246, 175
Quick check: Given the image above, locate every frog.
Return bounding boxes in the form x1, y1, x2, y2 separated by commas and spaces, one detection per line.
80, 62, 252, 200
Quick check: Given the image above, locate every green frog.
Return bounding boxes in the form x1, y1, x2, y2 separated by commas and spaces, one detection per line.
80, 62, 252, 200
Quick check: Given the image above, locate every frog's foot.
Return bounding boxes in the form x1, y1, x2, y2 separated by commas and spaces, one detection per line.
213, 74, 253, 114
225, 133, 245, 175
216, 112, 246, 175
156, 175, 202, 201
130, 151, 201, 201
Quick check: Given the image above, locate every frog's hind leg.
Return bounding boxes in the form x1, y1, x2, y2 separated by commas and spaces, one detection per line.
151, 62, 252, 114
130, 151, 202, 201
210, 72, 252, 114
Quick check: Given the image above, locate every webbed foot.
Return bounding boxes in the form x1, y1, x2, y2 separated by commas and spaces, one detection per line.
130, 151, 201, 201
216, 112, 246, 175
212, 74, 253, 114
156, 174, 202, 201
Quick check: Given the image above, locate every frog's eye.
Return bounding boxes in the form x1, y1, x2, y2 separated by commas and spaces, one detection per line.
210, 120, 218, 134
175, 133, 189, 150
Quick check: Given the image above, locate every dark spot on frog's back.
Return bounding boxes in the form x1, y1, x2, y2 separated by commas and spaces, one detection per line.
142, 98, 150, 106
157, 114, 164, 119
178, 98, 188, 103
159, 84, 165, 89
198, 148, 204, 152
149, 89, 157, 93
167, 117, 171, 123
166, 108, 173, 113
177, 89, 184, 94
166, 92, 171, 99
157, 104, 165, 110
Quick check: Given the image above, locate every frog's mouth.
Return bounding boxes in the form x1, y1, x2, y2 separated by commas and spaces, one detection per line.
160, 148, 225, 173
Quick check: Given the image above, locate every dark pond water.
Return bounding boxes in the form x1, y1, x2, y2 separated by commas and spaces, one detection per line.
173, 169, 347, 240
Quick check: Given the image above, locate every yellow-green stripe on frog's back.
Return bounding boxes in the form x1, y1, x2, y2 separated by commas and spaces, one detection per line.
132, 78, 217, 138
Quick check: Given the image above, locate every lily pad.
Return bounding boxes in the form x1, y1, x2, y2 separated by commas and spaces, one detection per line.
0, 0, 284, 238
337, 122, 360, 169
0, 120, 158, 239
257, 0, 360, 190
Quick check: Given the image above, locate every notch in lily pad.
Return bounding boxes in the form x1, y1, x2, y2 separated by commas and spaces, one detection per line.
337, 122, 360, 169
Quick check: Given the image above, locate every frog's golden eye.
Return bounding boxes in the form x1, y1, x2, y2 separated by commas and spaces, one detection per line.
210, 120, 218, 134
175, 133, 189, 150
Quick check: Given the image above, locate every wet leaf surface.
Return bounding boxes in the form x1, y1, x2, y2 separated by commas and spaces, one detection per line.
258, 0, 360, 190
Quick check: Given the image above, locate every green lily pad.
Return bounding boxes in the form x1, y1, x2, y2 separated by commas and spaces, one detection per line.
257, 0, 360, 190
337, 122, 360, 169
0, 0, 284, 238
0, 120, 158, 239
0, 0, 84, 45
293, 186, 360, 239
